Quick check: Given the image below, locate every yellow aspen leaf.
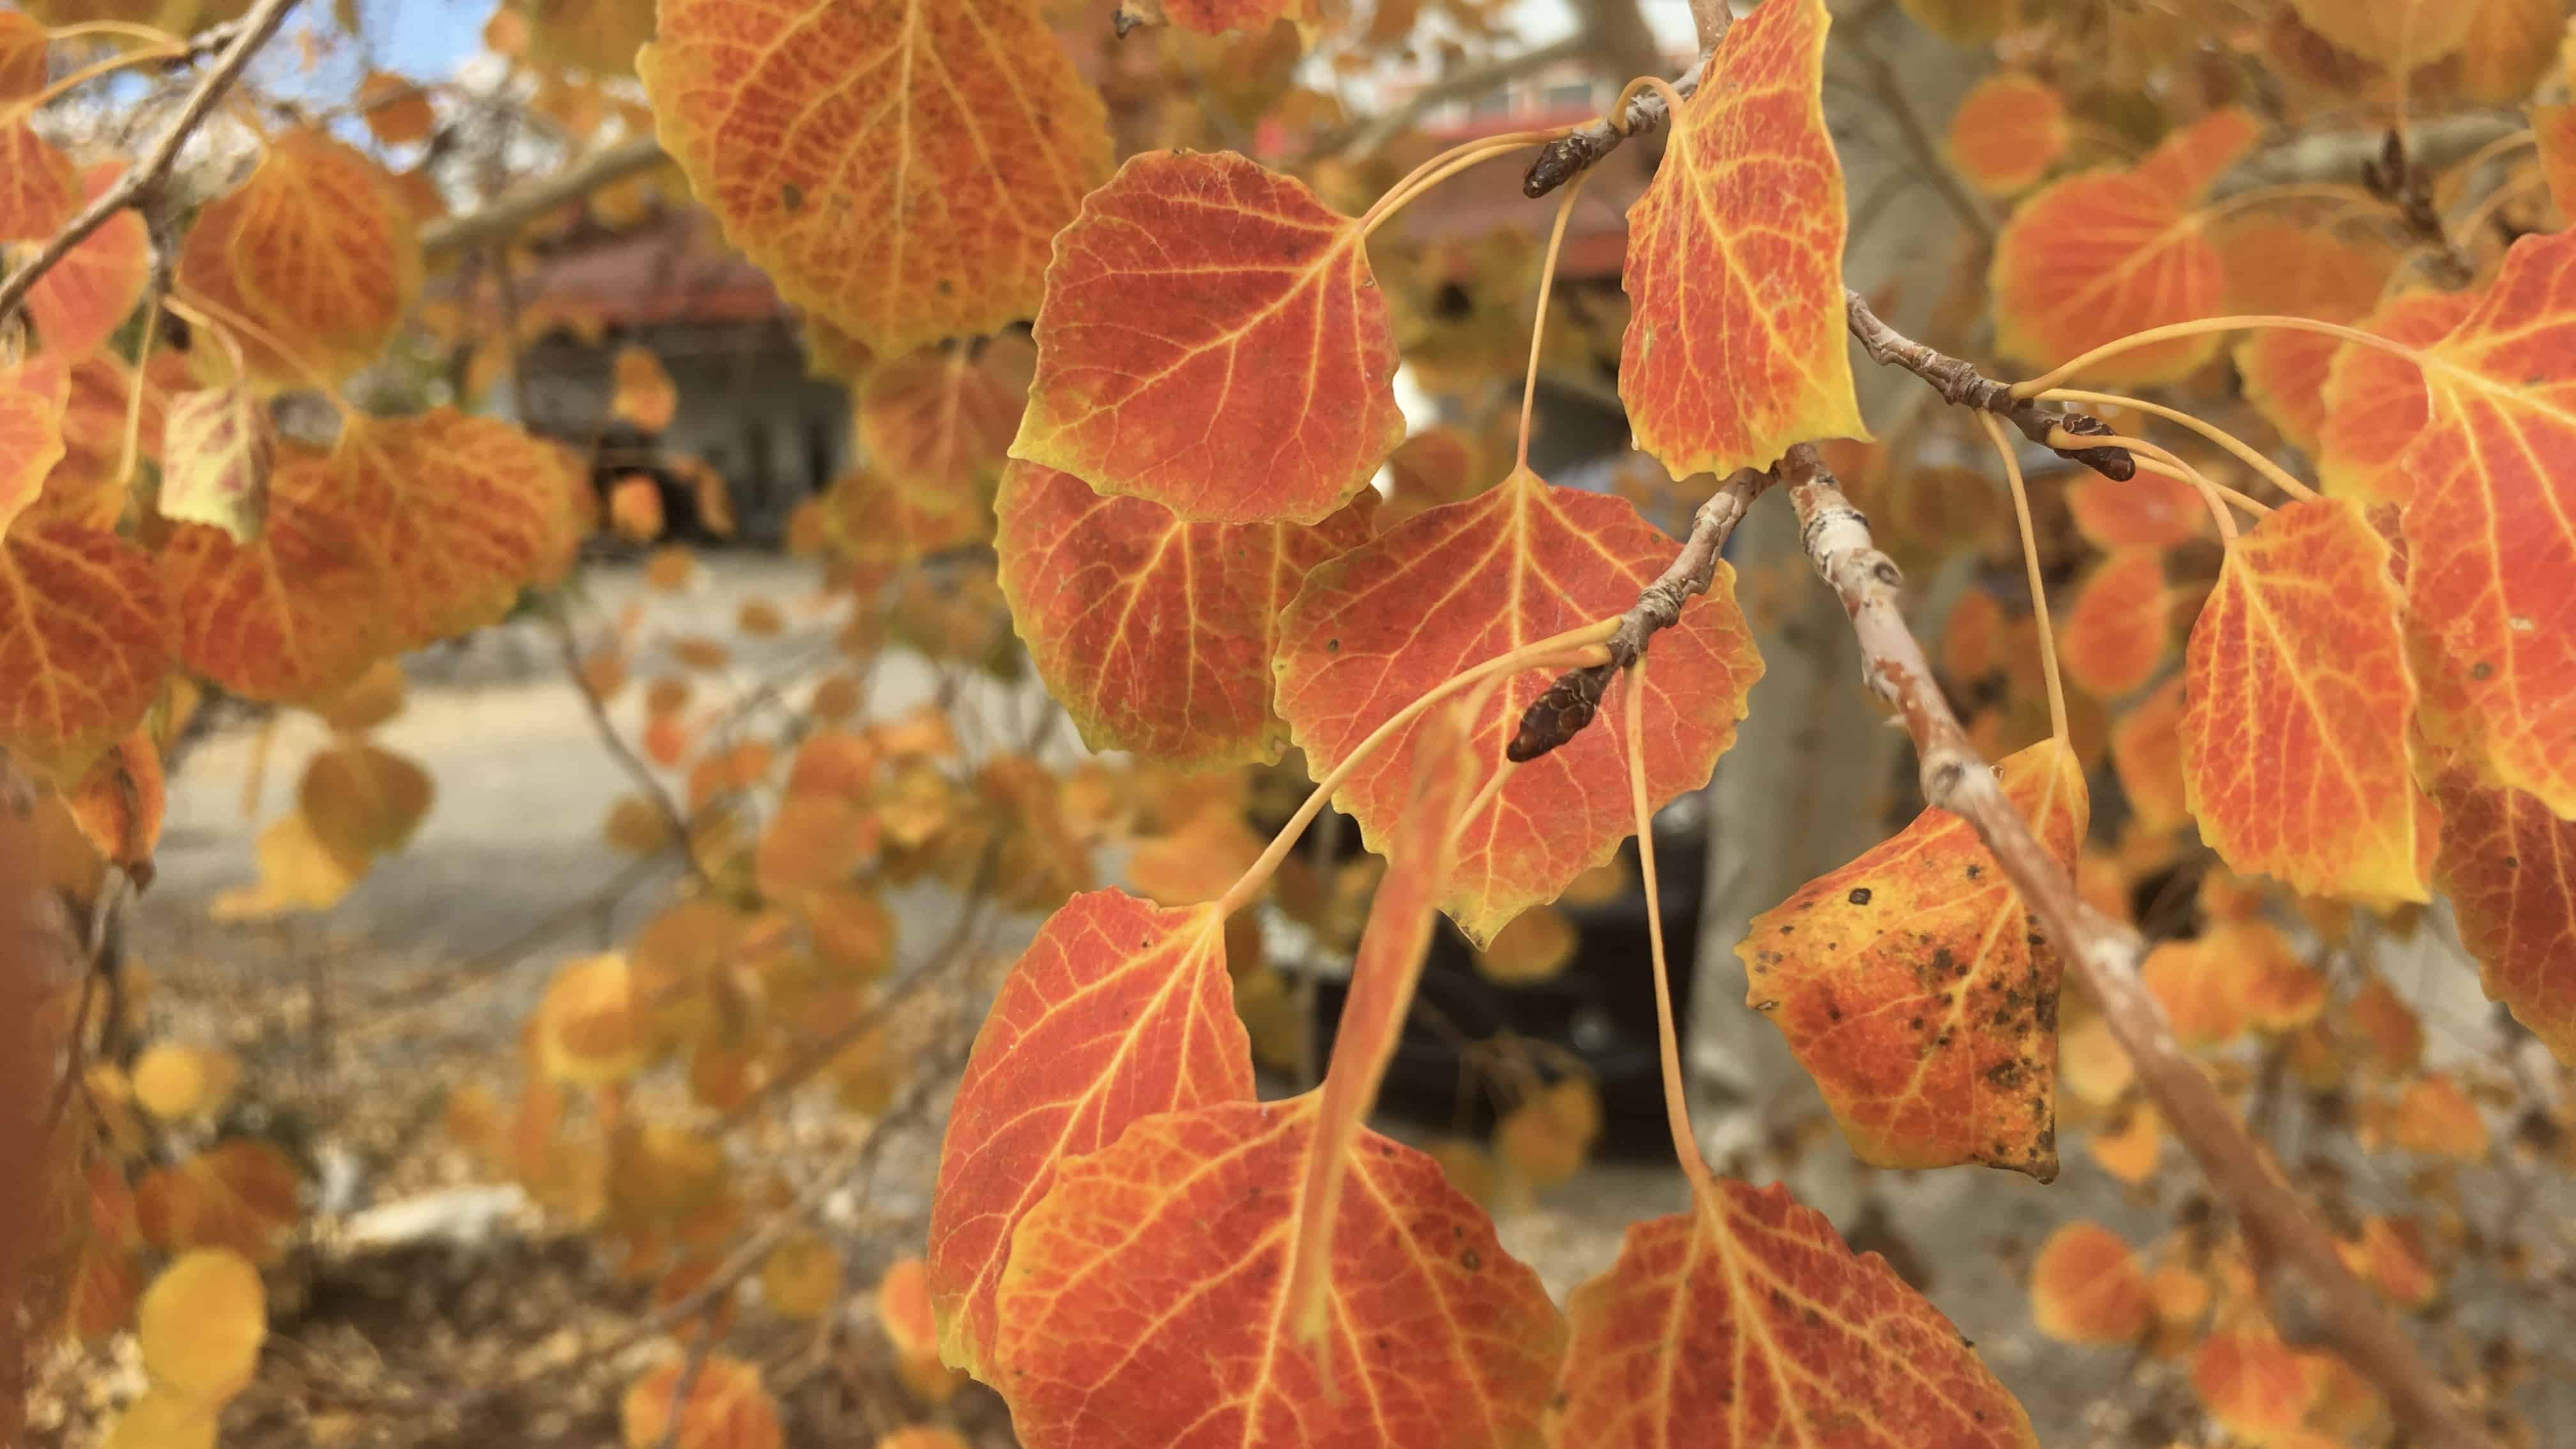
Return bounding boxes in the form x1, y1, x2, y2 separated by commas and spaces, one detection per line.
1015, 150, 1403, 525
212, 808, 372, 917
297, 742, 433, 859
2388, 1072, 2488, 1158
2058, 1011, 2133, 1107
1947, 72, 2068, 197
134, 1141, 301, 1265
2087, 1103, 2163, 1184
759, 1230, 843, 1321
602, 795, 670, 854
1620, 0, 1865, 482
735, 598, 783, 636
2142, 935, 2249, 1046
2288, 0, 2476, 68
673, 635, 732, 673
875, 762, 956, 850
160, 386, 275, 542
640, 0, 1110, 358
309, 657, 405, 732
1551, 1179, 2035, 1447
609, 476, 664, 542
1740, 739, 2087, 1179
130, 1043, 243, 1122
1495, 1077, 1601, 1188
533, 954, 647, 1085
2181, 498, 2432, 905
0, 519, 176, 783
2029, 1221, 2152, 1344
2192, 1329, 2317, 1439
2456, 0, 2561, 100
1476, 903, 1578, 983
2339, 1214, 2437, 1307
1896, 0, 2017, 46
336, 410, 577, 649
2149, 1258, 2211, 1332
138, 1248, 266, 1403
175, 129, 420, 390
611, 345, 678, 432
619, 1354, 781, 1449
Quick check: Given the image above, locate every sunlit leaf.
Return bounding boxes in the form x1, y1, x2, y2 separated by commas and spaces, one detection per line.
175, 128, 421, 390
2028, 1220, 2150, 1344
1014, 149, 1403, 525
1945, 72, 2067, 197
1739, 739, 2086, 1179
0, 353, 68, 538
1549, 1179, 2035, 1448
164, 450, 392, 705
134, 1140, 301, 1264
992, 1096, 1565, 1448
925, 889, 1252, 1377
640, 0, 1110, 358
137, 1248, 266, 1403
2181, 497, 2431, 903
620, 1353, 781, 1449
2061, 548, 2168, 700
0, 519, 176, 782
26, 164, 149, 357
2315, 289, 2477, 507
534, 953, 648, 1085
131, 1042, 241, 1122
1620, 0, 1864, 482
2428, 760, 2575, 1062
336, 409, 576, 648
858, 335, 1032, 496
160, 387, 275, 542
1276, 468, 1761, 945
996, 459, 1376, 767
102, 1391, 219, 1449
2393, 229, 2576, 817
1991, 147, 2228, 387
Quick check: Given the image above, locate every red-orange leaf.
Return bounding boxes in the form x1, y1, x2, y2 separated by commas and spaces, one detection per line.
925, 889, 1251, 1377
2181, 497, 2430, 904
995, 459, 1375, 767
1620, 0, 1864, 481
857, 335, 1032, 495
68, 728, 164, 874
0, 113, 77, 239
26, 164, 148, 357
1015, 150, 1402, 525
2314, 289, 2476, 506
2287, 0, 2474, 69
2395, 228, 2576, 817
2060, 548, 2168, 699
0, 351, 69, 537
1945, 72, 2068, 197
1991, 171, 2225, 387
992, 1096, 1565, 1449
1549, 1179, 2035, 1448
2538, 105, 2576, 218
2429, 761, 2576, 1062
2191, 1330, 2315, 1439
0, 519, 174, 782
2028, 1220, 2152, 1344
162, 447, 394, 703
1274, 468, 1762, 945
2221, 222, 2397, 454
2112, 675, 2189, 830
336, 409, 574, 649
640, 0, 1111, 358
2129, 107, 2261, 203
1738, 739, 2088, 1180
822, 466, 986, 569
174, 128, 422, 390
160, 387, 275, 542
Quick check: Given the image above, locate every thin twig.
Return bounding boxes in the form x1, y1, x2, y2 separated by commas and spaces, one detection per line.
1507, 467, 1767, 761
1315, 35, 1587, 161
418, 135, 666, 259
1774, 443, 2485, 1449
0, 0, 302, 326
1843, 289, 2136, 481
546, 602, 708, 885
1522, 56, 1710, 198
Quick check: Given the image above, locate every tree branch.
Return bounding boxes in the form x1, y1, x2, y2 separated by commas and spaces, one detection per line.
1842, 288, 2135, 480
1774, 443, 2486, 1449
1315, 35, 1587, 160
419, 135, 668, 259
0, 0, 301, 328
1507, 466, 1767, 761
1523, 56, 1708, 198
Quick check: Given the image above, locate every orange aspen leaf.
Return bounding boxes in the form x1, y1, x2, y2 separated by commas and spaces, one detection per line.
876, 1256, 963, 1402
335, 410, 576, 649
533, 954, 648, 1085
358, 70, 436, 144
1945, 72, 2067, 197
996, 459, 1376, 768
298, 742, 433, 859
2221, 222, 2399, 454
1015, 149, 1402, 525
2061, 548, 2169, 700
0, 10, 43, 99
925, 890, 1251, 1377
639, 0, 1111, 358
132, 1043, 242, 1122
2129, 107, 2262, 203
876, 1430, 967, 1449
1549, 1178, 2035, 1448
175, 129, 421, 390
610, 345, 677, 433
992, 1096, 1565, 1449
0, 351, 70, 537
2346, 974, 2425, 1072
822, 466, 986, 567
2029, 1220, 2152, 1344
2428, 761, 2576, 1062
2287, 0, 2476, 68
2142, 935, 2249, 1046
26, 163, 148, 358
1282, 703, 1470, 1342
67, 728, 164, 874
1275, 468, 1761, 945
1495, 1076, 1601, 1187
2536, 105, 2576, 218
0, 112, 77, 238
133, 1140, 301, 1265
2111, 675, 2188, 831
2057, 1011, 2133, 1107
160, 386, 275, 542
620, 1354, 781, 1449
1620, 0, 1866, 482
1739, 739, 2087, 1180
2087, 1104, 2163, 1184
2191, 1329, 2317, 1439
2456, 0, 2560, 100
1894, 0, 2018, 46
162, 448, 394, 705
2395, 229, 2576, 817
608, 476, 664, 542
2339, 1214, 2437, 1308
1477, 903, 1579, 983
2234, 921, 2329, 1031
857, 335, 1032, 496
2388, 1072, 2488, 1158
2315, 289, 2478, 506
2181, 498, 2432, 904
0, 519, 176, 783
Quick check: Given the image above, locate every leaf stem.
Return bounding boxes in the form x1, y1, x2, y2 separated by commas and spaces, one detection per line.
1514, 170, 1591, 471
1358, 129, 1567, 238
1977, 415, 2068, 748
2037, 388, 2319, 503
1622, 661, 1716, 1199
2051, 428, 2242, 544
2135, 457, 2266, 526
2011, 314, 2419, 399
10, 40, 186, 118
1212, 624, 1618, 917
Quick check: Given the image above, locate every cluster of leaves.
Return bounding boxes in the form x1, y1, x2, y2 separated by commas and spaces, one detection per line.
10, 0, 2576, 1445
